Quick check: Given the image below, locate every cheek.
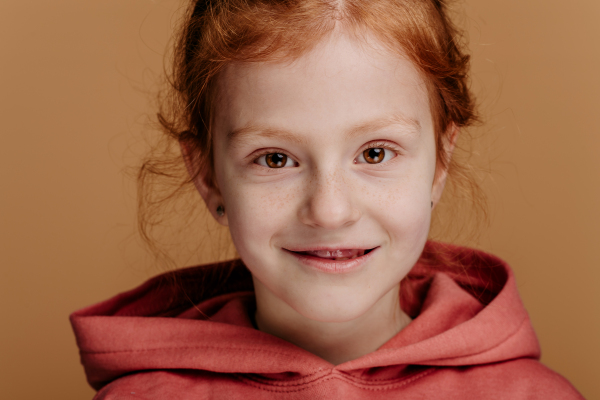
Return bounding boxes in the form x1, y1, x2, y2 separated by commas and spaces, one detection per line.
223, 178, 298, 254
387, 187, 431, 238
367, 164, 434, 248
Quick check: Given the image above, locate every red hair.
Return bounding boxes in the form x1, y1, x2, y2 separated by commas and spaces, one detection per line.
140, 0, 484, 264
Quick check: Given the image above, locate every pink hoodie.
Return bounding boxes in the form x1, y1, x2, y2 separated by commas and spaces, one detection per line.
70, 242, 584, 399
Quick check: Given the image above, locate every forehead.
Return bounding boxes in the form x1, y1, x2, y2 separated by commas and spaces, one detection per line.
214, 31, 433, 142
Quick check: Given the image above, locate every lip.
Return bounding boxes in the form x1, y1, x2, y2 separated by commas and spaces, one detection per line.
284, 246, 379, 274
284, 244, 378, 252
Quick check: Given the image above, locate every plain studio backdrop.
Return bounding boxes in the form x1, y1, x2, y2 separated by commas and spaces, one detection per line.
1, 1, 598, 398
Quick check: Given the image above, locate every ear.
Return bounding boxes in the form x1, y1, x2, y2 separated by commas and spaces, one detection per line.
431, 124, 459, 209
179, 139, 229, 226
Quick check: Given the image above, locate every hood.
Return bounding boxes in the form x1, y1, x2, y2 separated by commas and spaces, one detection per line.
70, 241, 540, 391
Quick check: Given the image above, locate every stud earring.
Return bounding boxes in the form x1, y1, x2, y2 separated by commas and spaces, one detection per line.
431, 201, 434, 208
216, 205, 225, 216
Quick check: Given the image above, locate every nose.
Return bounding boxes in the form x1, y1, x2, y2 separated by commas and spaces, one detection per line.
297, 167, 361, 230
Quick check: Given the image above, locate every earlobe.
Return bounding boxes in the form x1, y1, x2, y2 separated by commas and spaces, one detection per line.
431, 124, 459, 209
179, 140, 229, 226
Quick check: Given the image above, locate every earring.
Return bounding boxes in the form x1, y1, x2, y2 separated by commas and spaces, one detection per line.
216, 205, 225, 216
431, 201, 433, 208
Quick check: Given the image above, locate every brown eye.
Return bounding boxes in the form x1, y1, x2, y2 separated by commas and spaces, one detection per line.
363, 148, 385, 164
265, 153, 288, 168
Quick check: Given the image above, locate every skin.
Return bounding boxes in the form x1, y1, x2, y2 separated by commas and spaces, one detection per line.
184, 30, 456, 365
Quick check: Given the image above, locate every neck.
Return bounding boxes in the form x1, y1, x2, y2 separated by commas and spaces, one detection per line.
254, 283, 411, 365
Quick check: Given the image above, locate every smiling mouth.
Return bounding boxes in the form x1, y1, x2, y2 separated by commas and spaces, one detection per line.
290, 248, 376, 261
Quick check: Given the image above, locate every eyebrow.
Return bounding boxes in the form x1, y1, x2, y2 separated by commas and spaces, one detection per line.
348, 113, 421, 138
227, 126, 308, 146
227, 113, 421, 145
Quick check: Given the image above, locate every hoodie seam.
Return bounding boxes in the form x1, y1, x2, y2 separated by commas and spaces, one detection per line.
80, 345, 314, 358
235, 367, 437, 392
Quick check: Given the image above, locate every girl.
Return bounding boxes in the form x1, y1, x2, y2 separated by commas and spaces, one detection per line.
71, 0, 584, 398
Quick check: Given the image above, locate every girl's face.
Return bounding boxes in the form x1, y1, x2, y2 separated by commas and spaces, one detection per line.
199, 32, 449, 323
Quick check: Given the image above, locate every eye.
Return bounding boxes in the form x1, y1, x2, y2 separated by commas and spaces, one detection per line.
356, 147, 396, 164
255, 152, 296, 168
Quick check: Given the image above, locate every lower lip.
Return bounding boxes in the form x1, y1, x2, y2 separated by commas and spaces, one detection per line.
284, 247, 379, 274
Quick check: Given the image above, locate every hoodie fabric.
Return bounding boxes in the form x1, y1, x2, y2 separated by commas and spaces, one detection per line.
71, 242, 584, 399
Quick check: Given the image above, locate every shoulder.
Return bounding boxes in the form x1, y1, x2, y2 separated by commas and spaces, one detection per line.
430, 359, 584, 399
91, 360, 584, 399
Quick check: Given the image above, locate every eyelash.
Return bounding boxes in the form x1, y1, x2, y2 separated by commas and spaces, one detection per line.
253, 150, 298, 169
251, 141, 401, 169
357, 142, 400, 165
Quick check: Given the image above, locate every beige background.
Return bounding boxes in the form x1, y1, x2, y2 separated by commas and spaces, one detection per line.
1, 0, 598, 398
